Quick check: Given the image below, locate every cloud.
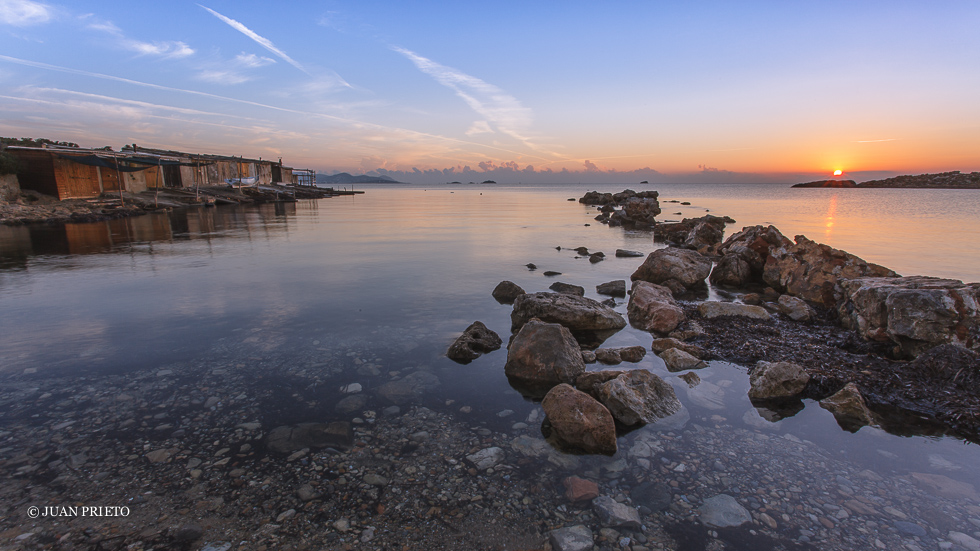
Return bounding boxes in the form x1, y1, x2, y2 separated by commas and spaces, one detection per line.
199, 4, 310, 76
0, 0, 51, 26
583, 159, 600, 172
85, 17, 194, 58
392, 46, 534, 145
234, 53, 275, 68
465, 120, 493, 136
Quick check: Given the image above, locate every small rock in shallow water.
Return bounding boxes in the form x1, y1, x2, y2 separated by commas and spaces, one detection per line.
549, 525, 594, 551
592, 495, 641, 529
465, 447, 505, 470
699, 494, 752, 528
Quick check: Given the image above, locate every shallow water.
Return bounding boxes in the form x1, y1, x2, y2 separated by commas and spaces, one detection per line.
2, 183, 979, 548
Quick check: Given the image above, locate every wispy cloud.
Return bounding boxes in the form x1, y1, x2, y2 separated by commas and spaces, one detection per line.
391, 46, 534, 146
85, 17, 193, 58
0, 0, 51, 26
199, 4, 309, 76
195, 52, 276, 85
235, 53, 275, 68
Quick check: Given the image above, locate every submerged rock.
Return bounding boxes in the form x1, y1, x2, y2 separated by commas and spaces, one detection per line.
446, 321, 502, 363
266, 422, 353, 453
504, 320, 586, 394
563, 476, 600, 502
592, 495, 642, 529
627, 281, 686, 334
596, 369, 681, 426
819, 382, 874, 431
491, 280, 526, 304
542, 383, 617, 455
549, 525, 594, 551
699, 494, 752, 528
748, 361, 810, 400
837, 276, 980, 358
377, 371, 440, 405
631, 247, 712, 290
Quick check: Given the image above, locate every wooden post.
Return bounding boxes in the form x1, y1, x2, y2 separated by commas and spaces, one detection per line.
155, 160, 162, 208
114, 157, 125, 206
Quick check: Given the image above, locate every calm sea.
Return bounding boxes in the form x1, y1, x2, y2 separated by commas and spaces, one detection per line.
1, 182, 979, 538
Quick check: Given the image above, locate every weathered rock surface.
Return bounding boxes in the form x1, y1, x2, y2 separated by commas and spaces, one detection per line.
655, 214, 734, 256
697, 301, 771, 320
594, 346, 646, 365
660, 348, 707, 372
504, 320, 586, 393
446, 321, 502, 363
511, 292, 626, 347
837, 276, 980, 358
596, 280, 626, 298
776, 294, 814, 322
699, 494, 752, 527
541, 383, 617, 455
592, 495, 642, 529
763, 235, 898, 308
631, 247, 712, 290
491, 280, 525, 304
819, 382, 874, 431
549, 281, 585, 296
748, 361, 810, 400
710, 225, 791, 288
574, 370, 627, 395
266, 422, 353, 453
582, 190, 661, 228
627, 281, 686, 334
651, 338, 705, 359
597, 369, 682, 426
549, 525, 594, 551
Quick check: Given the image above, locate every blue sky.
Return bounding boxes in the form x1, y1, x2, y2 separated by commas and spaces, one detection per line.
2, 0, 979, 183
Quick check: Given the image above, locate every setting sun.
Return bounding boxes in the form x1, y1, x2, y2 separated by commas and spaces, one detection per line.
833, 169, 843, 176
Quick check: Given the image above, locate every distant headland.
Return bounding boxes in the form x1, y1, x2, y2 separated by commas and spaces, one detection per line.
794, 171, 980, 189
318, 172, 399, 185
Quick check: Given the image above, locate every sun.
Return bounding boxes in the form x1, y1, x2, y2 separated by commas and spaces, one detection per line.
833, 169, 843, 176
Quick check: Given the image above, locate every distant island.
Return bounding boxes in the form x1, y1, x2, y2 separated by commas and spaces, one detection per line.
794, 171, 980, 189
318, 172, 399, 184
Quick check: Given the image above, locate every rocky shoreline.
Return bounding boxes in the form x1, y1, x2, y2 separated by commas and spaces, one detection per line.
793, 171, 980, 189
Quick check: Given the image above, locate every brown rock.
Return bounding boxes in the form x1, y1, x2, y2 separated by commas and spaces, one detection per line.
659, 348, 707, 372
651, 338, 704, 359
492, 280, 526, 304
909, 472, 980, 500
631, 247, 712, 289
574, 370, 627, 395
563, 476, 600, 502
549, 281, 586, 296
819, 383, 874, 431
594, 348, 623, 365
511, 292, 626, 347
627, 281, 686, 334
763, 235, 898, 308
748, 361, 810, 400
542, 383, 617, 455
504, 320, 586, 394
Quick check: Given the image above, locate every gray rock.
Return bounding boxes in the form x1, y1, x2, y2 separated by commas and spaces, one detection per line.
748, 361, 809, 399
266, 422, 353, 453
659, 348, 707, 372
596, 280, 627, 297
363, 474, 388, 486
699, 494, 752, 528
377, 371, 440, 405
597, 369, 681, 426
697, 301, 771, 320
174, 523, 204, 542
492, 280, 526, 304
616, 249, 645, 258
446, 321, 502, 363
465, 447, 505, 470
335, 394, 368, 414
592, 495, 642, 529
296, 484, 318, 502
511, 292, 626, 345
549, 525, 594, 551
549, 281, 586, 296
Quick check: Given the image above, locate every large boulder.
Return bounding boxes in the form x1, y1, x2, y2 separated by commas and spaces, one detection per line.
762, 235, 898, 308
837, 276, 980, 358
748, 361, 810, 400
492, 280, 526, 304
542, 383, 617, 455
511, 292, 626, 348
627, 281, 687, 334
596, 369, 682, 426
710, 225, 791, 288
697, 301, 771, 320
631, 247, 712, 290
446, 321, 502, 363
622, 197, 661, 227
504, 320, 586, 394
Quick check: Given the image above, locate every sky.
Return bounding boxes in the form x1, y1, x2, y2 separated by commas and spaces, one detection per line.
1, 0, 979, 184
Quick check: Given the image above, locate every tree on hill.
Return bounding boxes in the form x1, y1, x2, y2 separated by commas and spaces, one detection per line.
0, 137, 80, 148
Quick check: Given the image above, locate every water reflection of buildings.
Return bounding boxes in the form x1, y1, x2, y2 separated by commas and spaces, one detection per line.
0, 202, 299, 270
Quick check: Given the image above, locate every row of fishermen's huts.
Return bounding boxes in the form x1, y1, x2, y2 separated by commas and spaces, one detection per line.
5, 144, 317, 200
